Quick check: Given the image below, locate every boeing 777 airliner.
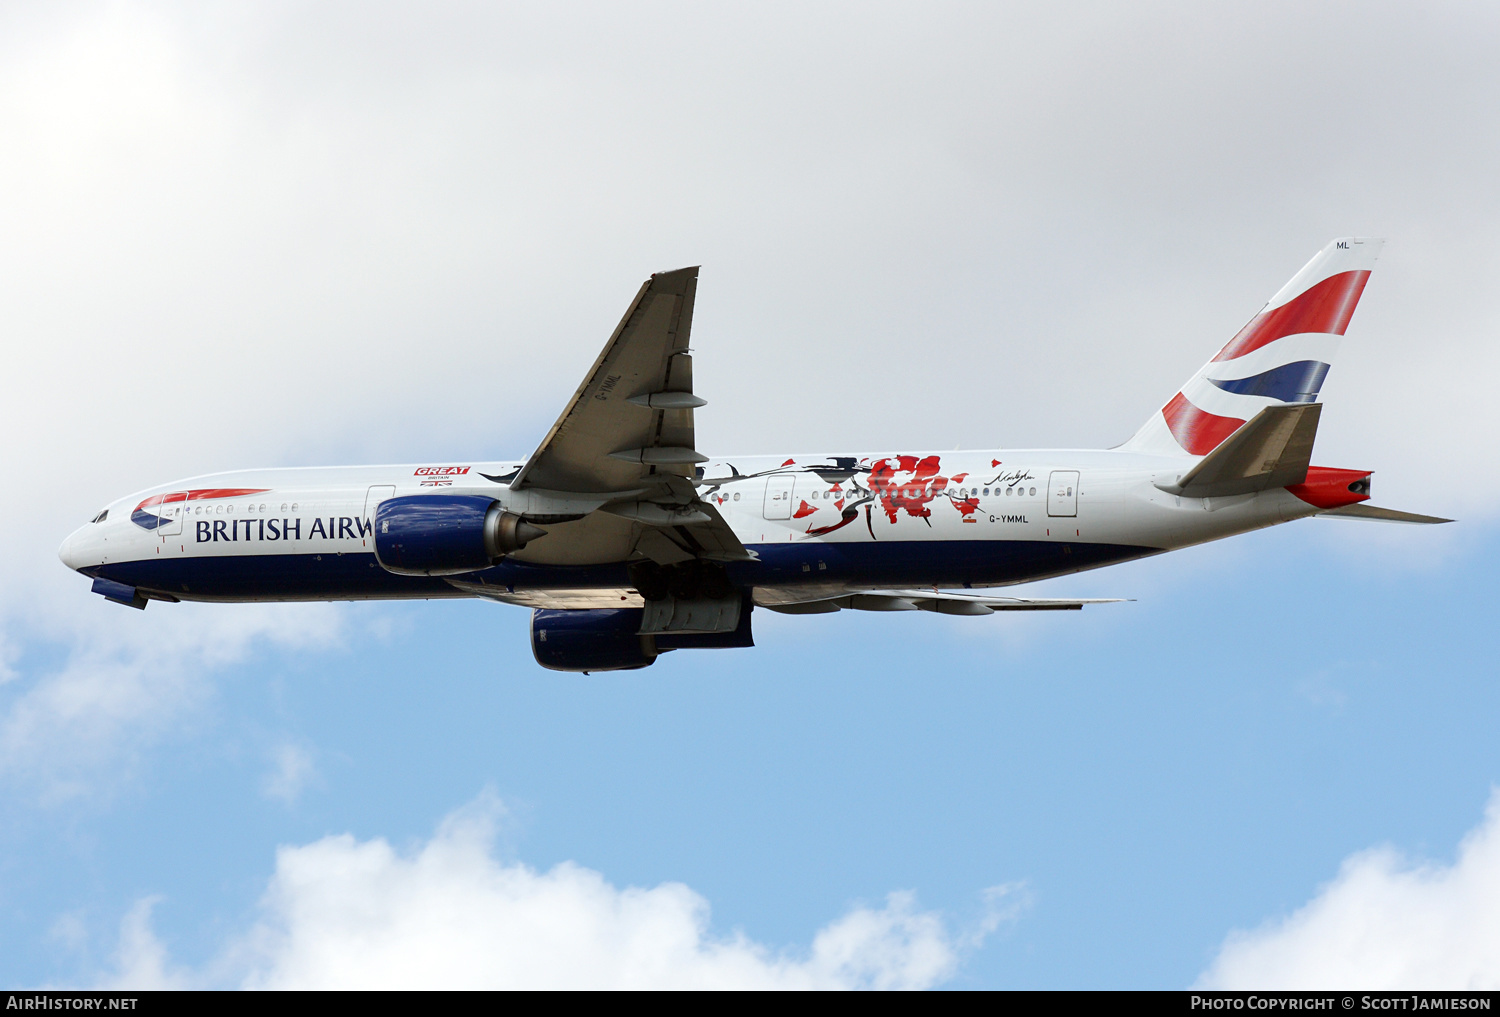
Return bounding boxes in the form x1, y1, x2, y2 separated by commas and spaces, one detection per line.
59, 239, 1447, 671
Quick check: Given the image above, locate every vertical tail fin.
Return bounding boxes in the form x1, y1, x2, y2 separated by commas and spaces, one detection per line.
1122, 237, 1384, 457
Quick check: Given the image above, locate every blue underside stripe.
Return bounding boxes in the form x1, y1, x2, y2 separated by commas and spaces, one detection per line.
1208, 360, 1330, 403
85, 541, 1158, 601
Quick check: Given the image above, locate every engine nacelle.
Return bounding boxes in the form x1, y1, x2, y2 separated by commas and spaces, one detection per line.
374, 495, 544, 576
532, 608, 658, 672
531, 601, 755, 673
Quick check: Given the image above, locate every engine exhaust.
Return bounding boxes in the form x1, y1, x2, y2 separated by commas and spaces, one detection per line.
485, 508, 547, 557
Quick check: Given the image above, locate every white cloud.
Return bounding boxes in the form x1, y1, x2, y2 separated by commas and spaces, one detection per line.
1198, 791, 1500, 990
106, 898, 186, 992
260, 742, 318, 805
0, 603, 344, 801
94, 793, 1022, 990
47, 911, 89, 954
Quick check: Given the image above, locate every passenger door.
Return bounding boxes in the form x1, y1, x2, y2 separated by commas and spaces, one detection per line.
1047, 471, 1079, 518
763, 476, 794, 520
156, 492, 184, 536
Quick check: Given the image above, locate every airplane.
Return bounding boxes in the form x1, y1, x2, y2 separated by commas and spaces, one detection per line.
59, 237, 1448, 672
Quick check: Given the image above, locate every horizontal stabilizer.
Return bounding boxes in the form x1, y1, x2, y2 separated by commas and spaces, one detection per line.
1320, 504, 1453, 524
1160, 403, 1321, 498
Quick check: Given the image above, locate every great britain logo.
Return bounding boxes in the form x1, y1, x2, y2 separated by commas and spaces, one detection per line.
415, 466, 470, 487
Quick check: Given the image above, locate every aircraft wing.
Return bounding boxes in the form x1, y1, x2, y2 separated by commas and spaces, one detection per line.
448, 580, 1121, 615
512, 267, 705, 493
762, 590, 1128, 615
443, 580, 646, 610
507, 267, 751, 564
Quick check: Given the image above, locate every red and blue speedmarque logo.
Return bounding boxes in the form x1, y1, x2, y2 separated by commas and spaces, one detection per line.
131, 489, 270, 530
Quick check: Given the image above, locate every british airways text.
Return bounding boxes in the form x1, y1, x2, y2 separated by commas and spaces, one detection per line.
194, 517, 371, 542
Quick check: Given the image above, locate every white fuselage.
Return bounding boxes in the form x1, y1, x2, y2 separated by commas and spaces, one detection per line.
59, 448, 1319, 608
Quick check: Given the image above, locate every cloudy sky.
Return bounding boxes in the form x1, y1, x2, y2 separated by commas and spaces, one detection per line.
2, 0, 1498, 989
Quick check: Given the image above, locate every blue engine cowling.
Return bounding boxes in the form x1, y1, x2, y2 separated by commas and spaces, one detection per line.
531, 608, 658, 672
531, 602, 754, 673
373, 495, 543, 576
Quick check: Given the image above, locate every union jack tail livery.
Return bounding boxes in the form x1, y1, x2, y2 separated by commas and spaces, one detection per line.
1123, 237, 1383, 457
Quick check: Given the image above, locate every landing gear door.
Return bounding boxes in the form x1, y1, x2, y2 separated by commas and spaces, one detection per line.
363, 485, 396, 546
763, 476, 794, 520
1047, 471, 1079, 518
156, 492, 185, 536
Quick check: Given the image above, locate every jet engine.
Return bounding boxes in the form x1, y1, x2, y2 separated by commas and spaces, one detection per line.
374, 495, 544, 576
531, 603, 755, 672
531, 608, 659, 672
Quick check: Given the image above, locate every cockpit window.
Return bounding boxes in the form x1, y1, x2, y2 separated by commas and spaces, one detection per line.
91, 509, 108, 523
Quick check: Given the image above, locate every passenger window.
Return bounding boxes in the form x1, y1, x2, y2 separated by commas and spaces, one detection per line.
1029, 487, 1036, 496
733, 492, 740, 501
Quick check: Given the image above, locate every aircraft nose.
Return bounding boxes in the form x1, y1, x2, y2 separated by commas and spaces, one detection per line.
58, 526, 92, 572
